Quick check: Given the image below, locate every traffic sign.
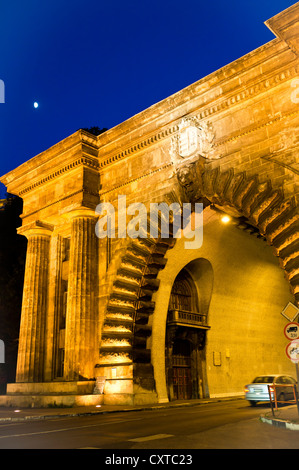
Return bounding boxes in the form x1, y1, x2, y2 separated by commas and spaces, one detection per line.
286, 340, 299, 363
281, 302, 299, 322
284, 322, 299, 340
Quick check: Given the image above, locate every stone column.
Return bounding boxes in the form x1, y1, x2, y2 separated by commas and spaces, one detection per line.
64, 211, 98, 381
16, 222, 53, 383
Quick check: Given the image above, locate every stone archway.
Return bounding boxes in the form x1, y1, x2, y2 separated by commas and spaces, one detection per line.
97, 164, 298, 404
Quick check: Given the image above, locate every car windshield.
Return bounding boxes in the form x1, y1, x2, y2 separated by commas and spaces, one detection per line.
252, 376, 275, 384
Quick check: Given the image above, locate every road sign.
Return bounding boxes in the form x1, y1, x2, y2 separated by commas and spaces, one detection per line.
284, 322, 299, 340
286, 340, 299, 363
281, 302, 299, 322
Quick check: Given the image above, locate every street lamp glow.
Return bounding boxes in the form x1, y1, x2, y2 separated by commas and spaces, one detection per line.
221, 215, 231, 224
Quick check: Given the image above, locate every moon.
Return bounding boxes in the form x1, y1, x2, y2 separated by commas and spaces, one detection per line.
33, 102, 39, 108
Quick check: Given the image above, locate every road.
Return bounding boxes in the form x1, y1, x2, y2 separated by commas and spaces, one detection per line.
0, 399, 298, 451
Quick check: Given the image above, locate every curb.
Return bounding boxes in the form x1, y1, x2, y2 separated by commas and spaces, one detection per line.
0, 396, 242, 423
0, 411, 106, 423
260, 415, 299, 431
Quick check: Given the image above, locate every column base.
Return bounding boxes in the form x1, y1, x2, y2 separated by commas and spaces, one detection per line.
6, 381, 97, 395
95, 363, 159, 405
0, 381, 160, 407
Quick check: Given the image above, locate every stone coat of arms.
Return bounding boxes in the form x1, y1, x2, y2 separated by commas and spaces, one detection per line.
170, 117, 219, 167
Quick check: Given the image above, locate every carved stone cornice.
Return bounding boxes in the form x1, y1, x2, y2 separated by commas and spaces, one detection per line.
265, 2, 299, 57
98, 63, 299, 170
98, 107, 299, 199
99, 162, 173, 197
19, 156, 99, 196
214, 108, 299, 149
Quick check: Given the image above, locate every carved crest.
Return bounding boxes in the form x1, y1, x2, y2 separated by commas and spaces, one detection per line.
170, 117, 219, 166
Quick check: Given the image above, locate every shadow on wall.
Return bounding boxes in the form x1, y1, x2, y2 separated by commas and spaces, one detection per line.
184, 258, 214, 321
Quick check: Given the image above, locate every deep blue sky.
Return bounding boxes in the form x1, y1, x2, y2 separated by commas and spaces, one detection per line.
0, 0, 297, 197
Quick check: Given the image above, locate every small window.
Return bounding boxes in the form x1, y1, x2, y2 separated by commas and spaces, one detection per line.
169, 270, 198, 313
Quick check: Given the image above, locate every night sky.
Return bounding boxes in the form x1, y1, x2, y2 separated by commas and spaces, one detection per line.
0, 0, 297, 197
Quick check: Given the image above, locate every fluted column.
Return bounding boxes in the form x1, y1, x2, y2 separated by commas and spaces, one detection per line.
16, 222, 53, 382
64, 212, 98, 381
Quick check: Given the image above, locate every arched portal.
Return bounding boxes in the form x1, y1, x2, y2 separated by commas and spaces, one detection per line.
151, 206, 294, 403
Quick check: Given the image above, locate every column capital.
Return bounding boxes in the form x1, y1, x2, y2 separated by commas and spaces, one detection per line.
63, 208, 98, 221
17, 220, 54, 238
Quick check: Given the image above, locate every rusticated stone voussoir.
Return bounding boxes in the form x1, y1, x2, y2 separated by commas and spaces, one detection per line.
97, 219, 177, 371
202, 169, 299, 303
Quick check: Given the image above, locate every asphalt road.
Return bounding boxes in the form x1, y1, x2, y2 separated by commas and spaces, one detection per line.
0, 399, 298, 451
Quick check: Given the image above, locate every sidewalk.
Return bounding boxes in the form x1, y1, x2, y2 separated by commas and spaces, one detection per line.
260, 404, 299, 430
0, 396, 299, 430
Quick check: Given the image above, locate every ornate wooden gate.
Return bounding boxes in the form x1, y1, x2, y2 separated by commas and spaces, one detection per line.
172, 339, 192, 400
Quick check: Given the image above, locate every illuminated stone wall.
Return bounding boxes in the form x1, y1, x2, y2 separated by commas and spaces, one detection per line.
151, 208, 294, 400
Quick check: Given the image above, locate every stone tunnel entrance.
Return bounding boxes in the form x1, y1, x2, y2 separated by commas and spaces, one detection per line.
151, 205, 295, 404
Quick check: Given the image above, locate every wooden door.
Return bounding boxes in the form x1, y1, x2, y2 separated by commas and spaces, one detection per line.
172, 339, 192, 400
173, 366, 192, 400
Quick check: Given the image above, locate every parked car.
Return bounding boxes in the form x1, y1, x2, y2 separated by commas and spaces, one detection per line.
244, 375, 297, 406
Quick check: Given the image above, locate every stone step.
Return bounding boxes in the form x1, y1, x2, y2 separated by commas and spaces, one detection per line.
0, 394, 103, 408
6, 381, 96, 395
